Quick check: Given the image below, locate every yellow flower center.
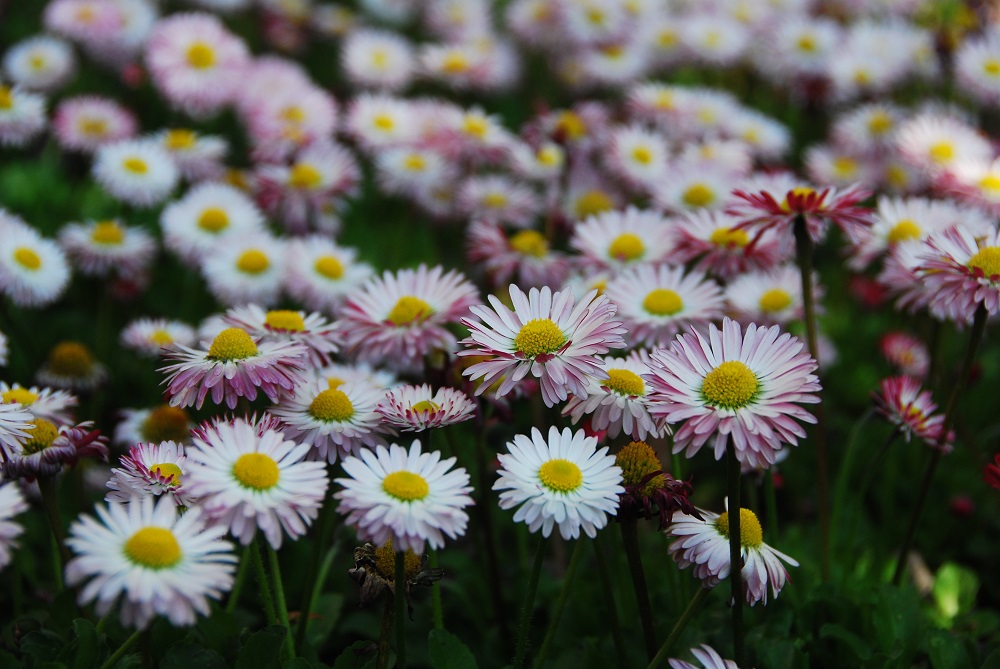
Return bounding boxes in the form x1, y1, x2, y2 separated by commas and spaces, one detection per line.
868, 111, 893, 135
606, 369, 645, 396
514, 318, 565, 357
186, 42, 215, 69
608, 233, 645, 261
370, 50, 389, 69
373, 539, 423, 581
13, 247, 41, 270
403, 153, 426, 171
314, 255, 344, 279
122, 157, 148, 174
967, 246, 1000, 278
928, 141, 954, 163
537, 146, 561, 167
482, 192, 508, 209
373, 113, 395, 131
264, 310, 306, 331
48, 341, 95, 377
289, 163, 323, 189
164, 129, 196, 151
207, 328, 258, 361
197, 207, 229, 233
709, 227, 749, 248
232, 452, 280, 490
979, 174, 1000, 194
2, 387, 38, 405
796, 35, 816, 52
886, 219, 921, 244
236, 249, 270, 274
441, 52, 469, 74
124, 527, 183, 569
984, 59, 1000, 76
149, 330, 174, 347
387, 296, 433, 326
281, 105, 305, 123
150, 462, 183, 484
643, 288, 684, 316
308, 388, 354, 422
382, 471, 430, 501
574, 190, 614, 219
140, 405, 191, 444
555, 111, 587, 140
509, 230, 548, 257
832, 156, 857, 178
0, 85, 12, 110
91, 221, 124, 245
715, 508, 764, 548
701, 360, 759, 410
21, 419, 59, 455
631, 146, 653, 165
682, 183, 716, 208
657, 30, 678, 49
615, 440, 665, 496
759, 288, 792, 313
78, 117, 107, 137
885, 164, 909, 187
539, 459, 583, 493
411, 400, 440, 414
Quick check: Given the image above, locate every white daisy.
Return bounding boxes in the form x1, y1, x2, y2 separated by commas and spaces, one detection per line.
222, 304, 340, 367
106, 441, 193, 507
562, 351, 662, 441
3, 35, 77, 92
58, 218, 157, 279
92, 139, 180, 207
0, 402, 32, 459
725, 266, 807, 326
284, 236, 375, 315
201, 233, 286, 307
0, 381, 77, 426
0, 483, 28, 571
160, 181, 266, 265
0, 225, 71, 307
120, 318, 198, 358
0, 83, 47, 147
341, 28, 415, 91
570, 207, 675, 274
494, 426, 623, 540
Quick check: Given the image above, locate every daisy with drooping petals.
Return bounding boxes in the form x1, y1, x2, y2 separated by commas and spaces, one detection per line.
36, 341, 107, 391
114, 405, 193, 447
92, 139, 180, 208
186, 415, 329, 548
614, 440, 697, 527
562, 351, 663, 442
0, 225, 71, 307
58, 218, 157, 279
340, 265, 480, 373
460, 284, 628, 407
53, 97, 137, 153
270, 379, 390, 463
873, 376, 951, 449
377, 384, 476, 432
334, 439, 474, 553
223, 304, 340, 367
120, 318, 198, 358
0, 382, 76, 427
915, 225, 1000, 323
106, 441, 193, 507
666, 502, 799, 606
160, 327, 307, 410
0, 483, 28, 571
669, 644, 739, 669
66, 495, 237, 629
569, 207, 675, 274
494, 426, 623, 540
645, 318, 821, 469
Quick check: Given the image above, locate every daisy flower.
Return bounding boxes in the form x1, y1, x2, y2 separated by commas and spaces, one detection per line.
668, 209, 785, 281
3, 418, 108, 480
562, 352, 663, 441
160, 182, 266, 265
160, 327, 307, 410
604, 124, 670, 193
375, 146, 455, 198
494, 426, 623, 540
58, 218, 157, 279
270, 379, 389, 463
66, 495, 237, 628
0, 483, 28, 571
460, 284, 628, 407
341, 28, 415, 91
666, 503, 798, 606
669, 645, 739, 669
894, 113, 992, 175
36, 341, 107, 391
0, 83, 46, 147
873, 376, 951, 449
456, 175, 542, 228
120, 318, 197, 358
342, 93, 418, 150
115, 405, 193, 447
0, 225, 71, 307
646, 318, 820, 469
655, 162, 739, 214
0, 382, 77, 426
614, 439, 697, 527
569, 207, 674, 274
284, 237, 374, 315
941, 157, 1000, 215
915, 225, 1000, 323
106, 441, 194, 507
376, 384, 476, 432
880, 332, 928, 379
92, 139, 180, 208
334, 439, 474, 552
606, 264, 723, 349
0, 402, 32, 459
466, 222, 570, 290
725, 266, 808, 326
339, 265, 480, 373
955, 33, 1000, 105
244, 84, 337, 161
223, 304, 340, 367
153, 128, 228, 182
201, 233, 286, 307
3, 35, 77, 92
830, 103, 902, 154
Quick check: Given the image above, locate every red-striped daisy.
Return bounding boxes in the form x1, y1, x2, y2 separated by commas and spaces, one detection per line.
562, 351, 663, 442
376, 384, 476, 432
106, 440, 193, 506
223, 304, 340, 367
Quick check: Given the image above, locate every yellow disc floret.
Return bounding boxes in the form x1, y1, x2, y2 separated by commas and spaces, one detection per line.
574, 190, 614, 219
887, 219, 921, 244
715, 507, 764, 548
232, 453, 280, 490
701, 360, 759, 410
122, 157, 148, 174
2, 387, 38, 406
207, 328, 258, 361
289, 163, 323, 189
14, 247, 41, 270
0, 85, 12, 110
709, 227, 750, 248
539, 459, 583, 493
308, 389, 354, 422
150, 462, 183, 485
236, 249, 269, 274
197, 207, 229, 233
608, 233, 645, 261
606, 369, 645, 396
91, 221, 124, 245
758, 288, 792, 313
514, 319, 565, 357
21, 419, 59, 455
509, 230, 548, 257
264, 310, 306, 332
314, 255, 344, 279
928, 142, 954, 164
682, 183, 716, 208
186, 42, 215, 69
967, 246, 1000, 278
387, 296, 433, 326
164, 129, 197, 151
615, 441, 665, 496
643, 288, 684, 316
48, 341, 95, 377
140, 405, 191, 444
382, 471, 430, 501
124, 527, 183, 569
411, 400, 440, 414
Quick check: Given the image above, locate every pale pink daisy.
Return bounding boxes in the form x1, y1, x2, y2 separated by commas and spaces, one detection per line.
376, 384, 476, 432
58, 218, 157, 279
459, 284, 628, 407
106, 441, 193, 507
915, 225, 1000, 323
160, 327, 307, 410
52, 96, 137, 153
880, 332, 928, 379
645, 318, 821, 469
283, 237, 374, 315
456, 175, 542, 227
186, 415, 329, 548
120, 318, 197, 358
562, 351, 662, 441
0, 382, 77, 427
569, 207, 675, 274
873, 376, 951, 449
668, 209, 785, 281
466, 222, 570, 290
243, 83, 337, 161
222, 304, 340, 367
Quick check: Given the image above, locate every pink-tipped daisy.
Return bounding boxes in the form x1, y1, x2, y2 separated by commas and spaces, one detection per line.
466, 222, 570, 290
3, 418, 108, 480
872, 376, 952, 449
376, 384, 476, 432
334, 439, 474, 553
222, 304, 340, 367
569, 207, 675, 274
120, 318, 198, 358
668, 209, 786, 281
562, 351, 663, 441
0, 382, 77, 427
106, 441, 193, 507
160, 327, 307, 410
114, 405, 193, 447
645, 318, 821, 469
52, 96, 137, 153
58, 218, 157, 279
185, 415, 329, 548
460, 284, 628, 407
915, 225, 1000, 323
880, 332, 929, 379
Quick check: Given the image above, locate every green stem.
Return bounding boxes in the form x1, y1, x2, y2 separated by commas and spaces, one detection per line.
726, 443, 746, 669
473, 422, 512, 646
98, 629, 142, 669
514, 537, 546, 669
534, 539, 585, 669
225, 546, 251, 614
429, 548, 444, 630
296, 488, 338, 650
250, 538, 278, 625
394, 551, 407, 669
592, 535, 629, 667
892, 305, 988, 585
375, 593, 394, 669
647, 587, 711, 669
620, 518, 657, 661
831, 408, 875, 542
37, 475, 69, 589
856, 431, 900, 504
268, 545, 295, 660
794, 214, 830, 582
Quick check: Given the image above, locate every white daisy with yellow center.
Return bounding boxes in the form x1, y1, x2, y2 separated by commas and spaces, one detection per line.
0, 225, 71, 307
562, 352, 664, 442
92, 139, 179, 207
201, 234, 286, 307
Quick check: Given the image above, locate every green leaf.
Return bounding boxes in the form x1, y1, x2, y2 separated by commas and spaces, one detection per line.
820, 623, 873, 661
160, 644, 227, 669
236, 626, 287, 669
428, 630, 478, 669
331, 640, 377, 669
872, 587, 925, 660
0, 650, 21, 669
981, 649, 1000, 669
66, 619, 102, 669
933, 563, 979, 625
928, 632, 970, 669
19, 630, 64, 663
305, 593, 345, 650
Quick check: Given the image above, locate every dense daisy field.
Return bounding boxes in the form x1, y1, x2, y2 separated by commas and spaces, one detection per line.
1, 0, 1000, 668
